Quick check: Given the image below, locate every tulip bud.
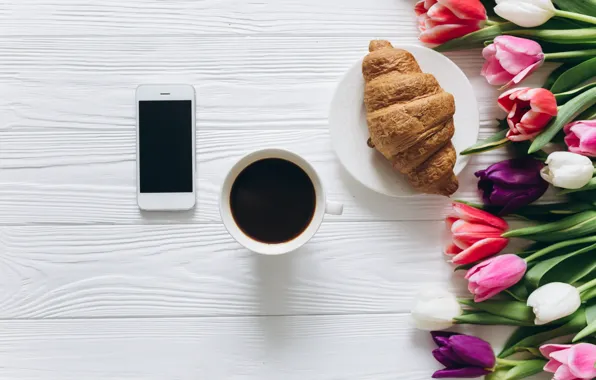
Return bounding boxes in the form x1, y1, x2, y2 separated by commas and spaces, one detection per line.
564, 120, 596, 157
481, 36, 544, 89
430, 331, 496, 379
540, 151, 594, 189
414, 0, 487, 45
540, 343, 596, 380
527, 282, 581, 325
475, 158, 548, 215
465, 254, 526, 302
411, 286, 462, 331
445, 202, 509, 265
494, 0, 556, 28
498, 87, 558, 142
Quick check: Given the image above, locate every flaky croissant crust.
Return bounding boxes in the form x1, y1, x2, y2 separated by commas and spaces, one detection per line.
363, 40, 458, 196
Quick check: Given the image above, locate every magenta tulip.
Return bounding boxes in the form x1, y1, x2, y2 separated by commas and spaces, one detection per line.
481, 36, 544, 89
415, 0, 487, 45
498, 87, 558, 142
430, 331, 496, 378
564, 120, 596, 157
445, 202, 509, 265
540, 343, 596, 380
465, 254, 526, 302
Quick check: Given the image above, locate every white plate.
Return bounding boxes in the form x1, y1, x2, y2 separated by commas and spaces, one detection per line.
328, 43, 479, 197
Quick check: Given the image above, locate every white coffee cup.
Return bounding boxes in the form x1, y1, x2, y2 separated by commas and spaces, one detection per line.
219, 149, 344, 255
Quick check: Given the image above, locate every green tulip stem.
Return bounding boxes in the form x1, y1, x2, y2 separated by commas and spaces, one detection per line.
555, 10, 596, 26
577, 278, 596, 293
495, 358, 522, 367
544, 50, 596, 62
485, 19, 498, 27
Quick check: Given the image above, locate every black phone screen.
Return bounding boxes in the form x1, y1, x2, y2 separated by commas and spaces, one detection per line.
138, 100, 193, 193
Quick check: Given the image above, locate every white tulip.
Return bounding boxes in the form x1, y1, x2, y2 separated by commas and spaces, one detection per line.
411, 286, 462, 331
495, 0, 556, 28
527, 282, 581, 325
540, 151, 594, 189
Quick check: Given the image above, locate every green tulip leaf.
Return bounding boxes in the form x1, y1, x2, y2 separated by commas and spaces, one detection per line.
460, 128, 509, 155
582, 286, 596, 302
505, 281, 529, 302
458, 299, 534, 323
573, 319, 596, 342
454, 311, 532, 326
530, 87, 596, 153
565, 260, 596, 285
555, 83, 596, 104
586, 301, 596, 323
553, 0, 596, 17
499, 310, 587, 358
503, 360, 548, 380
551, 57, 596, 94
434, 22, 518, 52
511, 202, 595, 220
544, 63, 578, 90
524, 235, 596, 262
576, 103, 596, 120
503, 210, 596, 241
499, 325, 554, 358
526, 243, 596, 287
525, 246, 584, 287
560, 177, 596, 195
540, 251, 596, 286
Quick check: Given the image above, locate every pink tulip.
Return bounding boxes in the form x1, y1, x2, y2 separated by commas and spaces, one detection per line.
564, 120, 596, 157
444, 202, 509, 265
540, 343, 596, 380
498, 87, 558, 142
481, 36, 544, 89
465, 254, 526, 302
415, 0, 487, 45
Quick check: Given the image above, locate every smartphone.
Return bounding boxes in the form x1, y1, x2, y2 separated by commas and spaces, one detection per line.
136, 84, 196, 211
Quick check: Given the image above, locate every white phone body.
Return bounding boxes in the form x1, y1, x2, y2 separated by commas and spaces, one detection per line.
136, 84, 196, 211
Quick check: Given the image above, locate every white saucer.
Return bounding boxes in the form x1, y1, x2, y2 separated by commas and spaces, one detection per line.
328, 43, 479, 197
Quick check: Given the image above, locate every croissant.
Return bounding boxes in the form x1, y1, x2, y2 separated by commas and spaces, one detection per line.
363, 40, 459, 196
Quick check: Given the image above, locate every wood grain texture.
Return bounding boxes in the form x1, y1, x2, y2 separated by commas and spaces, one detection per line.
0, 127, 560, 224
0, 36, 497, 131
1, 0, 419, 36
0, 315, 529, 380
0, 222, 465, 318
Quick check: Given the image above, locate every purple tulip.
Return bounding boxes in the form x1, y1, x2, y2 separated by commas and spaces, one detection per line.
475, 158, 548, 215
430, 331, 496, 379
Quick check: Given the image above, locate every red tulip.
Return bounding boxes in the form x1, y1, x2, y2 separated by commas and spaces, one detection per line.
415, 0, 487, 45
498, 87, 558, 142
465, 254, 527, 302
445, 202, 509, 265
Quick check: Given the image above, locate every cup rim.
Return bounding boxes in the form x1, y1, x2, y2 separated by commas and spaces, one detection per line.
219, 148, 327, 255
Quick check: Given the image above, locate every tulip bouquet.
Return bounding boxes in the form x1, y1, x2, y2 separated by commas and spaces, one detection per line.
410, 2, 596, 377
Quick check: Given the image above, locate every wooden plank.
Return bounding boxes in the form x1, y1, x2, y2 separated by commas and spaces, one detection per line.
0, 36, 497, 131
0, 315, 523, 380
1, 0, 418, 36
0, 126, 560, 224
0, 131, 506, 224
0, 222, 463, 318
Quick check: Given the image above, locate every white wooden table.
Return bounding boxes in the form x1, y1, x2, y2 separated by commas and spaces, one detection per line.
0, 1, 554, 379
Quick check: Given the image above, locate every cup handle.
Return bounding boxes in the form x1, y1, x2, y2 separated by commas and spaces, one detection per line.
325, 201, 344, 216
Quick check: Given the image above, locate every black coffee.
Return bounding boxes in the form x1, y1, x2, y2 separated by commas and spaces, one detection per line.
230, 158, 316, 244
